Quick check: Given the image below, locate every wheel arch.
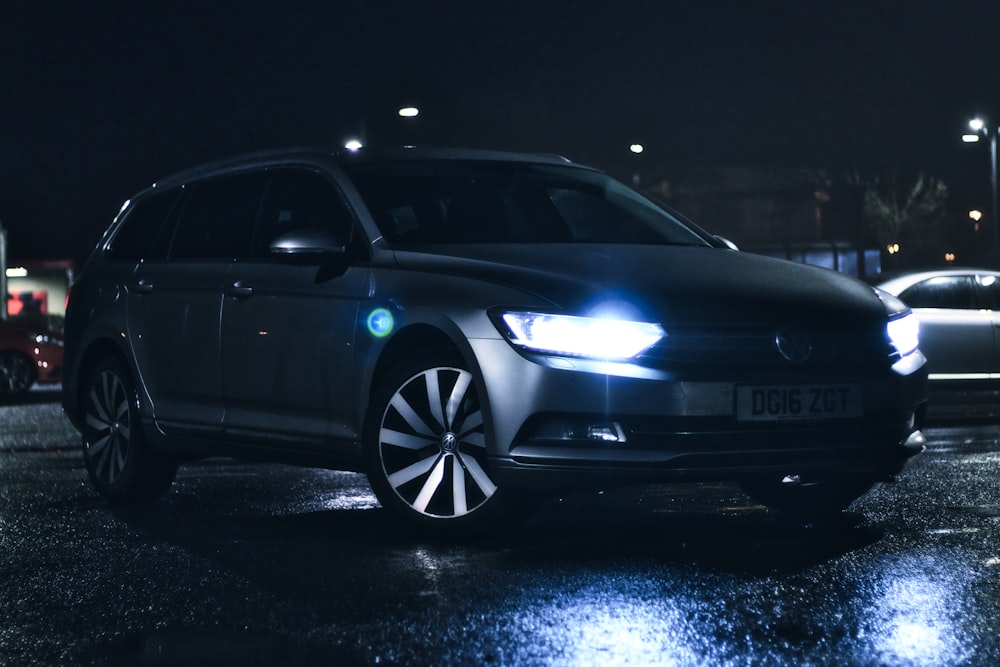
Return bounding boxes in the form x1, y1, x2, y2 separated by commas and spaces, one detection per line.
72, 338, 133, 422
364, 322, 495, 447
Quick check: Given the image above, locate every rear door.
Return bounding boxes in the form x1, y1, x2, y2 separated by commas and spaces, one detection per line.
128, 172, 267, 433
220, 167, 370, 446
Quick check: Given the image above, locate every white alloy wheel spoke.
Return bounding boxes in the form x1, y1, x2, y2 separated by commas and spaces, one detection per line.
444, 372, 472, 430
85, 412, 110, 432
452, 455, 468, 516
387, 452, 441, 490
99, 437, 117, 480
112, 438, 126, 476
115, 397, 128, 422
88, 386, 112, 424
460, 454, 498, 498
89, 433, 111, 460
380, 427, 436, 451
389, 393, 437, 438
424, 371, 446, 431
412, 455, 448, 513
101, 374, 117, 420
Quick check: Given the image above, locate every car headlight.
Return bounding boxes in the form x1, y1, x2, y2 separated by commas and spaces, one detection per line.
887, 312, 919, 357
874, 287, 919, 357
499, 311, 665, 360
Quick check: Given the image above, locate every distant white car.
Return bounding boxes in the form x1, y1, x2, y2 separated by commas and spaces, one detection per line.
875, 269, 1000, 386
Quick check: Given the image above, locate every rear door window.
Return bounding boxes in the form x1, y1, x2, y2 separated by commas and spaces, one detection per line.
898, 276, 977, 309
168, 173, 267, 260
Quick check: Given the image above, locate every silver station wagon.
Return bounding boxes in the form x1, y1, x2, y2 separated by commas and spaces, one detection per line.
62, 147, 928, 531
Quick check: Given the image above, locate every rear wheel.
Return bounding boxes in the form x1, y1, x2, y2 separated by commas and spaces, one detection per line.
81, 357, 177, 502
0, 351, 36, 395
740, 474, 877, 523
365, 353, 512, 532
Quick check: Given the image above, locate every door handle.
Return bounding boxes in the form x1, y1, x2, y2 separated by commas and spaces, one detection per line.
228, 282, 254, 298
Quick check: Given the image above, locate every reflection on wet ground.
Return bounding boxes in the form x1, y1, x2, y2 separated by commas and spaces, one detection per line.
1, 401, 998, 665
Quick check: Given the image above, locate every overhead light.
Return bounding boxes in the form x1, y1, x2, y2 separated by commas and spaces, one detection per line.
6, 267, 27, 278
344, 139, 363, 152
962, 134, 981, 143
398, 107, 419, 118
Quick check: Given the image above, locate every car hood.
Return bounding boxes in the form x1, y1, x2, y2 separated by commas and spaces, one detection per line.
391, 244, 888, 327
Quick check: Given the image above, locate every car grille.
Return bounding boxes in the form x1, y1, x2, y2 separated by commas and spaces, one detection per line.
641, 324, 894, 372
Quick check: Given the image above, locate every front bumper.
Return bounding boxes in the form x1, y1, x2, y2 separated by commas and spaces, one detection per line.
469, 339, 928, 490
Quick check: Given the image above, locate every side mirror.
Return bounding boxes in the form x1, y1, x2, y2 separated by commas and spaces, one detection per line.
269, 228, 347, 260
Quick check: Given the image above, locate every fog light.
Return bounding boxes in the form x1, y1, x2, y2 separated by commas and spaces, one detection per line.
587, 422, 626, 443
522, 418, 628, 444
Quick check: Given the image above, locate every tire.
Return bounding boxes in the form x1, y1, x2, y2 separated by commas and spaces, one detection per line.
81, 357, 178, 502
364, 353, 514, 533
740, 473, 876, 523
0, 350, 36, 395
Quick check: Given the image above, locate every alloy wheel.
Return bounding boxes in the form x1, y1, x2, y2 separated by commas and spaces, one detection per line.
83, 368, 132, 487
377, 366, 496, 519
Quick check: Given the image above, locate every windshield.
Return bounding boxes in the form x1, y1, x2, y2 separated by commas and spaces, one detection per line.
343, 161, 712, 246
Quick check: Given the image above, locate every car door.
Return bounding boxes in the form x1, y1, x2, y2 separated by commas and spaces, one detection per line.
899, 274, 991, 380
973, 273, 1000, 378
128, 172, 267, 434
220, 167, 370, 446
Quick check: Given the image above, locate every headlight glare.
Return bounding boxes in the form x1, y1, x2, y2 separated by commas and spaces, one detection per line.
887, 312, 919, 357
500, 312, 665, 360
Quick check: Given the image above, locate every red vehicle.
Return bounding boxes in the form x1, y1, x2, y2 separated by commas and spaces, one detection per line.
0, 317, 63, 395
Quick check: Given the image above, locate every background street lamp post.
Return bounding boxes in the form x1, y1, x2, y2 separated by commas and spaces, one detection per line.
963, 118, 1000, 260
629, 143, 644, 187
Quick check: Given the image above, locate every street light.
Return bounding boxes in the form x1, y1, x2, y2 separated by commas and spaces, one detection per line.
963, 117, 999, 256
970, 209, 983, 234
630, 143, 644, 187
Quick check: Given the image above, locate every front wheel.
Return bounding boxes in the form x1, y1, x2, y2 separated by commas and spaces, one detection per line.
365, 354, 512, 532
0, 351, 36, 395
81, 357, 178, 502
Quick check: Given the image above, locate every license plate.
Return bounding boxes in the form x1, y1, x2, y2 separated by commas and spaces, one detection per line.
736, 384, 863, 421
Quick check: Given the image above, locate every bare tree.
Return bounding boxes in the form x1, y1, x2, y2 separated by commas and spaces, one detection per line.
861, 173, 948, 248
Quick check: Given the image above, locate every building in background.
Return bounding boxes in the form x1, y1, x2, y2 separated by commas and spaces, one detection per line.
5, 260, 74, 327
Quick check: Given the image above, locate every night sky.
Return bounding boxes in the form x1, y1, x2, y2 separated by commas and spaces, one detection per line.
3, 0, 1000, 264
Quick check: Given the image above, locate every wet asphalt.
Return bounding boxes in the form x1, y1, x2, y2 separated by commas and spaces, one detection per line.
1, 391, 999, 666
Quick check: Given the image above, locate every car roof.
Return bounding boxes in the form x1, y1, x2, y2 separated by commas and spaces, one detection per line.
873, 267, 1000, 294
147, 146, 579, 192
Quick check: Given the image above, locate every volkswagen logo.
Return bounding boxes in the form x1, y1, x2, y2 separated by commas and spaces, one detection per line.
775, 327, 813, 363
440, 432, 458, 453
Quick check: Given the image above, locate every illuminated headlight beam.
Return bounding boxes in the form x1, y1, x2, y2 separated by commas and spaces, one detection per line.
501, 312, 665, 360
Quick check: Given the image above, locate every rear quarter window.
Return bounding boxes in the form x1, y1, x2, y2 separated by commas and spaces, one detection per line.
108, 188, 181, 261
